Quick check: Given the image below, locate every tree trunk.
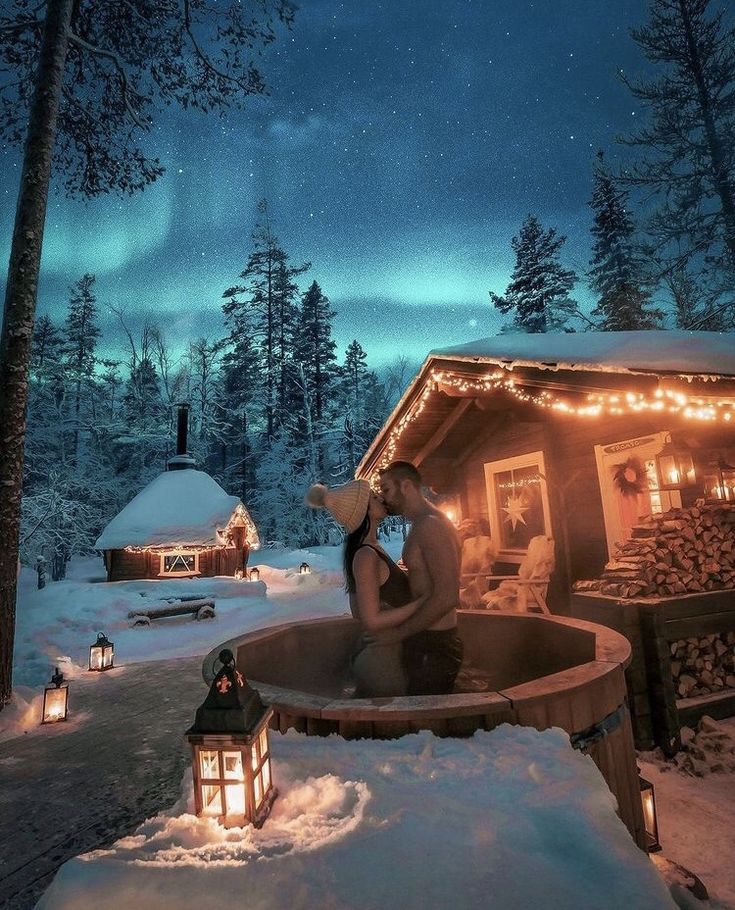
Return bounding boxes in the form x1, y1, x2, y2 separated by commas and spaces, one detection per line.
0, 0, 74, 708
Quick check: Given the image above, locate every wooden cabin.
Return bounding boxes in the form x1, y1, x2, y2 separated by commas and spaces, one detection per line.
95, 405, 259, 581
356, 331, 735, 750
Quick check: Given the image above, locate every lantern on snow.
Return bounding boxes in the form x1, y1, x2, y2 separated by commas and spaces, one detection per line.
639, 776, 661, 852
41, 667, 69, 724
89, 632, 114, 671
248, 567, 260, 582
186, 648, 276, 828
234, 568, 244, 580
299, 562, 311, 575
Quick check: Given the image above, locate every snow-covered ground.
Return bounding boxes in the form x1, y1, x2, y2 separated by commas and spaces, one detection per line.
3, 542, 735, 909
37, 726, 677, 910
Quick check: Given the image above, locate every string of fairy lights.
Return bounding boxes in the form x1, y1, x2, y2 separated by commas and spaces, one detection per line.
374, 367, 735, 473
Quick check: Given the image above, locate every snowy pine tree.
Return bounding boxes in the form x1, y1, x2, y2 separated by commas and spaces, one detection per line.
490, 216, 578, 333
63, 273, 101, 464
588, 153, 663, 330
620, 0, 735, 320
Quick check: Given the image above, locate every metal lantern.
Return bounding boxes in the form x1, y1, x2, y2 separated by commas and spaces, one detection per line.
655, 438, 696, 491
41, 667, 69, 724
234, 568, 244, 580
89, 632, 114, 671
703, 456, 735, 502
186, 649, 276, 829
248, 567, 260, 582
639, 776, 661, 852
299, 562, 311, 575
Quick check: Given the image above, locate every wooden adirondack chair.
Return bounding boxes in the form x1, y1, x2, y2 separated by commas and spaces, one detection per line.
461, 535, 555, 614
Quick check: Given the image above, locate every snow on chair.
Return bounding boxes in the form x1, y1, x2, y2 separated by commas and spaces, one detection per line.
458, 524, 498, 610
462, 535, 555, 614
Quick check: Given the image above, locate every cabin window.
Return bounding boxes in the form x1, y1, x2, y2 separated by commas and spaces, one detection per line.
484, 451, 552, 556
159, 551, 199, 576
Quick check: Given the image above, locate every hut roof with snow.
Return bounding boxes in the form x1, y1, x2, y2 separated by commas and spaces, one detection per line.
94, 469, 256, 550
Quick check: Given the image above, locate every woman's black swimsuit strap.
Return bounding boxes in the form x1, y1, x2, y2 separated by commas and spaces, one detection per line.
356, 544, 412, 607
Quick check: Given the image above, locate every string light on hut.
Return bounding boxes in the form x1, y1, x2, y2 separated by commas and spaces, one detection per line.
186, 649, 276, 828
41, 667, 69, 724
89, 632, 114, 672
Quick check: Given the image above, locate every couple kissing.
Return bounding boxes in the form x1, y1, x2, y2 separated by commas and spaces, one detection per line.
306, 461, 463, 698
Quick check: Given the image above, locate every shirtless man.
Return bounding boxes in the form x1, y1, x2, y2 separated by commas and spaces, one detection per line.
377, 461, 464, 695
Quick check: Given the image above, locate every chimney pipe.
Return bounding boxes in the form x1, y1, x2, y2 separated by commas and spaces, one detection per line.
167, 403, 196, 470
176, 403, 190, 456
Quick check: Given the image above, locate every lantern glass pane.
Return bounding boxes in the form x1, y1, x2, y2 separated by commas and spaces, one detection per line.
254, 771, 263, 807
102, 645, 113, 668
43, 687, 67, 722
200, 750, 220, 779
641, 789, 656, 837
222, 751, 244, 780
658, 454, 679, 486
224, 783, 246, 817
258, 728, 268, 759
89, 647, 102, 670
201, 784, 222, 816
251, 742, 259, 771
681, 454, 696, 485
262, 758, 271, 793
723, 470, 735, 501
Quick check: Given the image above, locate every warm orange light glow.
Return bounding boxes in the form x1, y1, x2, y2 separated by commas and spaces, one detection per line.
371, 367, 735, 479
42, 686, 68, 723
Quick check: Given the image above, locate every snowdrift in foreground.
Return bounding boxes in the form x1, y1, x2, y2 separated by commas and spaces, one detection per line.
37, 726, 676, 910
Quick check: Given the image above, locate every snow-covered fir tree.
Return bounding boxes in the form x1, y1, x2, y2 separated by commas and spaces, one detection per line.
588, 152, 663, 330
490, 215, 578, 333
63, 274, 101, 465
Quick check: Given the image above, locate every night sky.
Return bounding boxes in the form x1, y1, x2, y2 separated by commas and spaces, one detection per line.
1, 0, 656, 368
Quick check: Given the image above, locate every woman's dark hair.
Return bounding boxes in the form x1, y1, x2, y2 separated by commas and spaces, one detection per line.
343, 511, 371, 593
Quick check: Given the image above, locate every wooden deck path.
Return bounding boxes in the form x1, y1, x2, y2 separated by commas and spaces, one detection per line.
0, 656, 205, 910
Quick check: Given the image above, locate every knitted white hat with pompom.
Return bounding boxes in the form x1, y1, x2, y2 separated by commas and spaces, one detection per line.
305, 480, 371, 533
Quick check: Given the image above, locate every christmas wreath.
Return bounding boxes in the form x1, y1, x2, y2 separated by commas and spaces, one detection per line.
613, 456, 646, 498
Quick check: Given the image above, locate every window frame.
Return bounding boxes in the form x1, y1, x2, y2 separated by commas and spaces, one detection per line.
158, 550, 201, 577
483, 450, 552, 563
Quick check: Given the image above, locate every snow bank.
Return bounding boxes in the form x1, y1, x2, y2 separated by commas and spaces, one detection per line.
36, 726, 676, 910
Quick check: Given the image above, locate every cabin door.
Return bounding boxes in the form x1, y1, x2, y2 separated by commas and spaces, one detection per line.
594, 432, 680, 559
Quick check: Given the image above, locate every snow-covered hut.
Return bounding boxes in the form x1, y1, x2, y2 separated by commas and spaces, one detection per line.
95, 405, 259, 581
357, 331, 735, 750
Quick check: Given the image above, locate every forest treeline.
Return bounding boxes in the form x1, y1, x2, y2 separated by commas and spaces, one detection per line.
22, 203, 414, 572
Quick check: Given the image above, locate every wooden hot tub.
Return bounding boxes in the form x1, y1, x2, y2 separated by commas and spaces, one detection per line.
204, 611, 647, 849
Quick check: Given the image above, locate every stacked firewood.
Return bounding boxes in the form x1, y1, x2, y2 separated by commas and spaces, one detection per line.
671, 632, 735, 698
580, 502, 735, 599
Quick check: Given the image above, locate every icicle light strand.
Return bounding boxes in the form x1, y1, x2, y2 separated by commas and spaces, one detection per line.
372, 368, 735, 476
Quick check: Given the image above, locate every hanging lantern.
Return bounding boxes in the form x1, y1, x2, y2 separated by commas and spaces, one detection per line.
703, 456, 735, 502
234, 568, 244, 581
248, 567, 260, 582
41, 667, 69, 724
89, 632, 114, 672
299, 562, 311, 575
186, 649, 276, 828
639, 776, 661, 852
655, 438, 696, 491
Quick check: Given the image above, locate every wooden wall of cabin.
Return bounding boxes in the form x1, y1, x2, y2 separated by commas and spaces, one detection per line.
445, 408, 734, 613
107, 547, 239, 580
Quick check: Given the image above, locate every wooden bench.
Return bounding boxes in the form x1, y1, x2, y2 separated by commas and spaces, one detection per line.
129, 597, 216, 627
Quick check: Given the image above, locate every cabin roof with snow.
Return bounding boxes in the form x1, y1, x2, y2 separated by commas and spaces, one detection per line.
357, 330, 735, 480
430, 330, 735, 378
95, 469, 255, 550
